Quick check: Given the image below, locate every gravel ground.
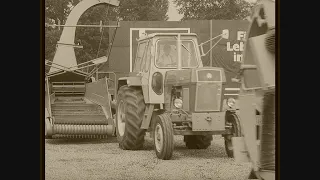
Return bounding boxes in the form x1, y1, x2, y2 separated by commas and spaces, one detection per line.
45, 134, 252, 180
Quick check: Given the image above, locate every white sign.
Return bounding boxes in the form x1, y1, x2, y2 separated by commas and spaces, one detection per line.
226, 31, 246, 62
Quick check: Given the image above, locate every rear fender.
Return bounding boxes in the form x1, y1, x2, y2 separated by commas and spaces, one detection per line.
118, 76, 142, 87
117, 77, 143, 98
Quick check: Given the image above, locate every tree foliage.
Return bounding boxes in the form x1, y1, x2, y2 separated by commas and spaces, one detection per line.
117, 0, 169, 21
45, 0, 169, 71
173, 0, 254, 21
45, 0, 81, 25
75, 5, 111, 65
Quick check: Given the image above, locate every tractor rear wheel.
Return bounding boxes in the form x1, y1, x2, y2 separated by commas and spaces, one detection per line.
265, 28, 275, 54
224, 112, 242, 158
116, 85, 146, 150
184, 135, 213, 149
153, 113, 174, 160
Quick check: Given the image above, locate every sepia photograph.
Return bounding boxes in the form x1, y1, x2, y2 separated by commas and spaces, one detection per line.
44, 0, 276, 179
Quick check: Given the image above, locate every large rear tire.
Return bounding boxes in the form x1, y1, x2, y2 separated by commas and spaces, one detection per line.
184, 135, 213, 149
260, 90, 275, 171
116, 85, 146, 150
224, 112, 242, 158
265, 28, 275, 54
153, 113, 174, 160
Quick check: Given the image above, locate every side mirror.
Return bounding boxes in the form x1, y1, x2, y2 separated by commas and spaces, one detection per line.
222, 29, 229, 39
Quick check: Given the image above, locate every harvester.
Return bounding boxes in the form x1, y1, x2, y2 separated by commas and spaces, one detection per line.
45, 0, 121, 139
45, 0, 243, 160
231, 0, 276, 179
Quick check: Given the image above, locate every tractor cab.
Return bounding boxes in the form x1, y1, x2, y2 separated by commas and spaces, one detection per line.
133, 33, 203, 71
129, 33, 227, 113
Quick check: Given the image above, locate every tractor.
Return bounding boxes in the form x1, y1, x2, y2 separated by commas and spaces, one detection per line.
231, 0, 276, 179
114, 31, 242, 160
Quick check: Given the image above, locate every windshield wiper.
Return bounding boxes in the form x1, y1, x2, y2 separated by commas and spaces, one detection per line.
174, 36, 191, 53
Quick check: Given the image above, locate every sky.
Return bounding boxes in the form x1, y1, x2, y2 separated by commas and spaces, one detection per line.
166, 0, 258, 21
166, 0, 183, 21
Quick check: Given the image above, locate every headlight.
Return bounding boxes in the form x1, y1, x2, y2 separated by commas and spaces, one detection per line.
227, 98, 236, 108
174, 98, 183, 109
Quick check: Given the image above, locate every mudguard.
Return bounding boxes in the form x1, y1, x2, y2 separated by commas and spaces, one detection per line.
118, 76, 142, 87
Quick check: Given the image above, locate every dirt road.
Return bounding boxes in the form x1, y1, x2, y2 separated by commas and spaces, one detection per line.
45, 134, 252, 180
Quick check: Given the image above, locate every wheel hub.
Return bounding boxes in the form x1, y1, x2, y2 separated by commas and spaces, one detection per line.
121, 114, 125, 122
154, 124, 163, 152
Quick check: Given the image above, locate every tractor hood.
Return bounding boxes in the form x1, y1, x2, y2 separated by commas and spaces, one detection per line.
163, 67, 226, 112
164, 67, 226, 85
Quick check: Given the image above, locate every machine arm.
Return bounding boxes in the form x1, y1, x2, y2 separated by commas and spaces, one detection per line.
48, 0, 120, 74
198, 29, 229, 57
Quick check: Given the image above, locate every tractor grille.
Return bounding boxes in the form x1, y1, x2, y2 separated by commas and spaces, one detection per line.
195, 83, 221, 111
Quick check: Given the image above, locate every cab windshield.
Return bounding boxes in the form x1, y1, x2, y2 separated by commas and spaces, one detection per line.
155, 39, 198, 68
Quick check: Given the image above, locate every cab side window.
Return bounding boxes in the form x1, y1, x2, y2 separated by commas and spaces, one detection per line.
141, 40, 151, 72
133, 42, 147, 72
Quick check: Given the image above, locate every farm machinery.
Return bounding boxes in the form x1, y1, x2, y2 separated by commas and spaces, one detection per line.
45, 0, 120, 139
45, 0, 243, 160
231, 0, 276, 179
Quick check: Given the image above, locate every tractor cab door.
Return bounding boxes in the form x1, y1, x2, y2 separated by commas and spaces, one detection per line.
133, 40, 152, 103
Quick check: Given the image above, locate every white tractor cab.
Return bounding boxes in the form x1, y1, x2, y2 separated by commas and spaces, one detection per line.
114, 31, 243, 160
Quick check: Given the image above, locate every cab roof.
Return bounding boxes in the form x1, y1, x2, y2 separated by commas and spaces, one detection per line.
137, 33, 198, 41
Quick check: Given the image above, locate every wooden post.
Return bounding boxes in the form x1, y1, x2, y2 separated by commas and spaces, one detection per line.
177, 34, 182, 70
209, 20, 213, 67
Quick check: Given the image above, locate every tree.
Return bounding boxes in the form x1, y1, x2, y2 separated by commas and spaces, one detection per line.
173, 0, 254, 21
108, 0, 169, 21
45, 0, 81, 25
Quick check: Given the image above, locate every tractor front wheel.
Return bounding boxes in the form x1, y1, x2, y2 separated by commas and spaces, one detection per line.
153, 114, 174, 160
116, 85, 146, 150
184, 135, 213, 149
224, 113, 242, 158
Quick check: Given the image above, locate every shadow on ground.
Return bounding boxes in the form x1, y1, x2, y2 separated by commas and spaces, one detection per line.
141, 136, 228, 160
45, 136, 118, 145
